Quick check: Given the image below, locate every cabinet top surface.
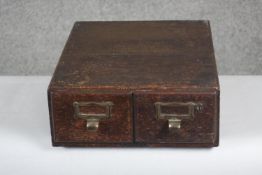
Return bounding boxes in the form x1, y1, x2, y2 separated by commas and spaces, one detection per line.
50, 21, 219, 90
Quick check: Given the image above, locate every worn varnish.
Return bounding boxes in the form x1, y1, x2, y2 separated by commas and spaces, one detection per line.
48, 21, 220, 147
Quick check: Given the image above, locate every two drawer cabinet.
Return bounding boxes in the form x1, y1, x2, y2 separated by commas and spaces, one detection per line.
48, 21, 220, 147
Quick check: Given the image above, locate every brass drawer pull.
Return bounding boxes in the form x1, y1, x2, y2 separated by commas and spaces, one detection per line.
155, 102, 203, 129
73, 101, 114, 131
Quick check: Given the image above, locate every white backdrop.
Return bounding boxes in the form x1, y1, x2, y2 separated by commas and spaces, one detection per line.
0, 76, 261, 175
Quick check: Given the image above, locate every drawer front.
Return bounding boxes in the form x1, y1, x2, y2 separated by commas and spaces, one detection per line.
49, 91, 133, 144
134, 91, 219, 145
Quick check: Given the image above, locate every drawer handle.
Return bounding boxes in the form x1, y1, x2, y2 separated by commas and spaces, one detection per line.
73, 101, 114, 131
155, 102, 203, 129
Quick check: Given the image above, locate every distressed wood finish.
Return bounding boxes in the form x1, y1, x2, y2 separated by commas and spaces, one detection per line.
134, 90, 219, 146
49, 89, 133, 145
48, 21, 220, 147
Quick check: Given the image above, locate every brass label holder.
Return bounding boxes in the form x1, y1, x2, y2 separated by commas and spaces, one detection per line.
73, 101, 114, 131
155, 102, 203, 129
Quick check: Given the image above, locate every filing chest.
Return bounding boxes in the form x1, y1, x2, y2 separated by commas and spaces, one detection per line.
48, 21, 220, 147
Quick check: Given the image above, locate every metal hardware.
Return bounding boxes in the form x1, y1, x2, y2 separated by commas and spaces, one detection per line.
155, 102, 203, 129
73, 101, 114, 131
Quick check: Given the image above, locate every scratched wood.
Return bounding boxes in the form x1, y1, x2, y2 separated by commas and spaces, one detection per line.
48, 21, 220, 147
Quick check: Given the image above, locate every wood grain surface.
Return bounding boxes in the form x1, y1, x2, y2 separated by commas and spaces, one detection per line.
48, 21, 220, 147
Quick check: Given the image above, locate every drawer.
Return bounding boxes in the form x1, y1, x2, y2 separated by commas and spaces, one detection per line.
49, 90, 133, 145
134, 91, 219, 146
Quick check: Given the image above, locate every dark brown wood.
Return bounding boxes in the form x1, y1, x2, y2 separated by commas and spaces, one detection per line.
48, 21, 220, 147
134, 90, 219, 146
49, 89, 133, 144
